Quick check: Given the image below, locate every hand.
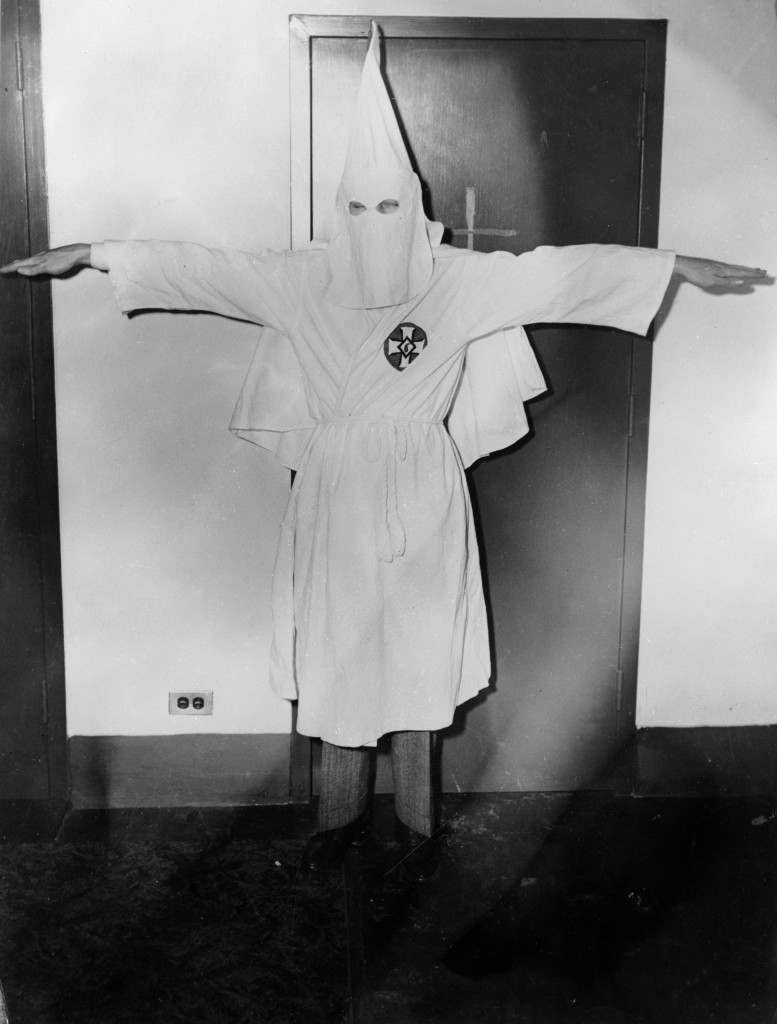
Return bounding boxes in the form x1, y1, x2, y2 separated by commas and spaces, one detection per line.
674, 255, 771, 291
0, 243, 92, 277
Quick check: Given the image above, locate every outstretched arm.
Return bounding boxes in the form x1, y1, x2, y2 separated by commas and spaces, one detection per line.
462, 245, 769, 343
3, 247, 767, 289
1, 241, 302, 333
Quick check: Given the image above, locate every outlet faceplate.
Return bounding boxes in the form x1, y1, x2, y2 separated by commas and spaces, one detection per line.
169, 690, 214, 715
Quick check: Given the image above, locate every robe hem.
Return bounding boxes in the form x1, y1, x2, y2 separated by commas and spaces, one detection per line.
294, 679, 492, 748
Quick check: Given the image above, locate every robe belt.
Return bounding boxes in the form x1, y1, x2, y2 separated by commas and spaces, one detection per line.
320, 416, 443, 563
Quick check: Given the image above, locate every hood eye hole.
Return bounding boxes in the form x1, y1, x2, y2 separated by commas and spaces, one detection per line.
348, 201, 367, 216
377, 199, 399, 214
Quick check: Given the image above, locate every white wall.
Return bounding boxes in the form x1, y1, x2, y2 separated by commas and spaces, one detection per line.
40, 0, 777, 737
634, 4, 777, 725
41, 0, 295, 735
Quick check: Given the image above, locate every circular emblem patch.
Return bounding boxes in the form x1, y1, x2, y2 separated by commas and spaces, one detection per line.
384, 322, 428, 372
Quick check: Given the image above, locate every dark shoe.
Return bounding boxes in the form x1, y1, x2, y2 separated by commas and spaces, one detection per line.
298, 815, 370, 875
363, 823, 445, 939
385, 818, 446, 883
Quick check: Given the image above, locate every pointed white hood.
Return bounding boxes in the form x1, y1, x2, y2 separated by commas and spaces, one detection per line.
325, 23, 439, 309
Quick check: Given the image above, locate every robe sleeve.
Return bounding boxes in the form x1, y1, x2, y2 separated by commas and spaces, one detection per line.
467, 244, 676, 338
445, 244, 674, 469
94, 240, 303, 334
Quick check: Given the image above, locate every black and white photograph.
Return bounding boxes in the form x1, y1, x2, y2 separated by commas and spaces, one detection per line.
0, 2, 776, 1021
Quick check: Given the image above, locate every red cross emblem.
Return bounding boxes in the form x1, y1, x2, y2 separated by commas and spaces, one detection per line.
384, 322, 428, 371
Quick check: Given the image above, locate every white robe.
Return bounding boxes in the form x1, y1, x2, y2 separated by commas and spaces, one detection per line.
99, 240, 675, 747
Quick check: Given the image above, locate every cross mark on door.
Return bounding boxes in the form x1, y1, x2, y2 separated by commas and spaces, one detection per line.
451, 186, 518, 250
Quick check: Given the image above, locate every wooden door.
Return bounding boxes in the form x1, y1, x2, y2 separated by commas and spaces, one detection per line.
0, 0, 67, 807
291, 16, 665, 793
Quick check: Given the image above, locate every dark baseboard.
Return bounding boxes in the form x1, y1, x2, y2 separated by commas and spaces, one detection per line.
0, 800, 69, 842
67, 726, 777, 809
69, 734, 293, 808
634, 726, 777, 797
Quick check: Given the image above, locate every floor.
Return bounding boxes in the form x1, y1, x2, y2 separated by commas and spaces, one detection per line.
0, 791, 775, 1023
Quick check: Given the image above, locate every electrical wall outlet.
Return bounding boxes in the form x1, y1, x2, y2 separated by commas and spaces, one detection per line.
169, 690, 214, 715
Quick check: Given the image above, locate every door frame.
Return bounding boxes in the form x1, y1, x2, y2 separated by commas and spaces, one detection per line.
287, 14, 667, 800
1, 0, 68, 818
